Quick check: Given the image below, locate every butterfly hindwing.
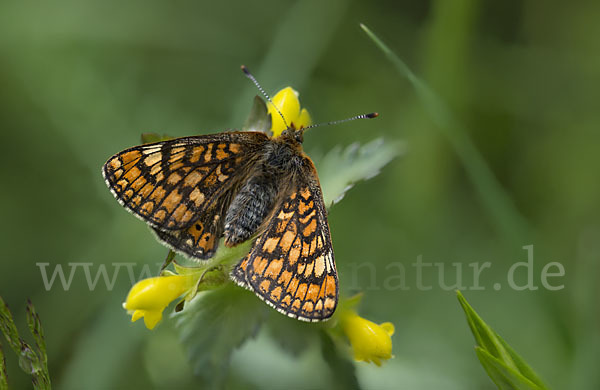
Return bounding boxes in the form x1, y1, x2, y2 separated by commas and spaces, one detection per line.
103, 132, 268, 231
232, 161, 338, 321
151, 195, 230, 259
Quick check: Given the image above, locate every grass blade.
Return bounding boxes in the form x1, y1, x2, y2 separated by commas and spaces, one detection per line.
360, 23, 531, 244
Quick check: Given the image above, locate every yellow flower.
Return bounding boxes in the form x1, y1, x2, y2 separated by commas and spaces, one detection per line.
340, 311, 395, 366
123, 274, 197, 330
267, 87, 312, 137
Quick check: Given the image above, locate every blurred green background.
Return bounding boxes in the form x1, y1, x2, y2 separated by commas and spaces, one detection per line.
1, 0, 598, 389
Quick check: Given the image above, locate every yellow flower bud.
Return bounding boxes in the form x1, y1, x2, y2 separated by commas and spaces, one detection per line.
123, 274, 197, 330
340, 311, 395, 366
267, 87, 312, 137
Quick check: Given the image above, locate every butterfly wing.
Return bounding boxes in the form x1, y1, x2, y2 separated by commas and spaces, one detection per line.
103, 132, 268, 259
103, 132, 268, 231
231, 160, 338, 321
151, 191, 234, 259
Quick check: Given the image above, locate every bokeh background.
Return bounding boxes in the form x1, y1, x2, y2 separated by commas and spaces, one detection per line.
1, 0, 598, 389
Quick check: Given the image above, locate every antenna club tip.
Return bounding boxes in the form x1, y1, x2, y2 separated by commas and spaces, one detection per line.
367, 112, 379, 119
241, 65, 250, 74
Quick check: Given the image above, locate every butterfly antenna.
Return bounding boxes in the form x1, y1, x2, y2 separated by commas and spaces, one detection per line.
241, 65, 289, 129
302, 112, 379, 132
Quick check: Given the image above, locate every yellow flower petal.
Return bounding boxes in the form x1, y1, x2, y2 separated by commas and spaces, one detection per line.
131, 310, 144, 323
142, 310, 163, 330
340, 311, 394, 366
124, 275, 195, 311
268, 87, 300, 137
124, 274, 197, 330
296, 108, 312, 129
267, 86, 313, 137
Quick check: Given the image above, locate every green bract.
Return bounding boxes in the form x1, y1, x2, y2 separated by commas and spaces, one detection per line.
457, 291, 549, 390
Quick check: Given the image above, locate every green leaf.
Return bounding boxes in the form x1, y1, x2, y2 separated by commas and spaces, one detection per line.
169, 238, 254, 309
476, 348, 543, 390
457, 291, 549, 390
0, 343, 7, 390
315, 138, 404, 208
320, 331, 361, 390
182, 266, 228, 303
265, 311, 319, 357
242, 95, 271, 134
210, 239, 254, 268
175, 238, 253, 271
174, 283, 267, 388
360, 23, 531, 245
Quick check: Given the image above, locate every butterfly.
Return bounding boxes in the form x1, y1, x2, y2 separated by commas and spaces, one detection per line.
102, 67, 377, 321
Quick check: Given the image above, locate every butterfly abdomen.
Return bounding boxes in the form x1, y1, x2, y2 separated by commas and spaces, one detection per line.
223, 174, 279, 247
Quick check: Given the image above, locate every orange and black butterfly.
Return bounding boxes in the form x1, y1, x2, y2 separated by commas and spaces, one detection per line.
102, 66, 377, 321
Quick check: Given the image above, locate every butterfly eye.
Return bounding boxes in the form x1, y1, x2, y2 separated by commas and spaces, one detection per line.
294, 131, 304, 143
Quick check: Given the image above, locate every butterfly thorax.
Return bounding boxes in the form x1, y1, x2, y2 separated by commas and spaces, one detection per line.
223, 133, 305, 247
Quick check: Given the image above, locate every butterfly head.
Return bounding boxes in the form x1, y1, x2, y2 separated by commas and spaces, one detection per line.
279, 125, 305, 144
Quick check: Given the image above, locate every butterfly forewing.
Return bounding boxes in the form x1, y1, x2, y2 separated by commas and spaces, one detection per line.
231, 162, 338, 322
103, 132, 268, 231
